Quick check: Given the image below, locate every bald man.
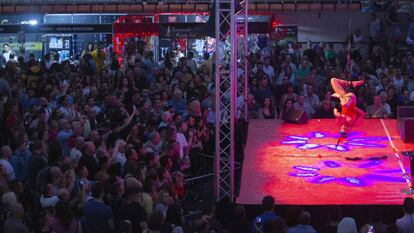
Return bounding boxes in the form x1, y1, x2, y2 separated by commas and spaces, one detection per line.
0, 146, 15, 181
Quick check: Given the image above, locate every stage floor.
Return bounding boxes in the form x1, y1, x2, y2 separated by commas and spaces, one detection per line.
237, 119, 414, 205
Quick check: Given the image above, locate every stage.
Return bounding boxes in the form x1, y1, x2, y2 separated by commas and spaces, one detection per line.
237, 119, 414, 205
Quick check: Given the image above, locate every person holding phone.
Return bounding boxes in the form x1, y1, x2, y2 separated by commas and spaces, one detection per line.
252, 195, 279, 233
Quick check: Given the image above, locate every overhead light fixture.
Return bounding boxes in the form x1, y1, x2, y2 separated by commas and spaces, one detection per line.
29, 20, 38, 25
20, 20, 38, 25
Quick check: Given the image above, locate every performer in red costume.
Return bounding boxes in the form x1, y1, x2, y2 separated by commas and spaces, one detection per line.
331, 78, 365, 139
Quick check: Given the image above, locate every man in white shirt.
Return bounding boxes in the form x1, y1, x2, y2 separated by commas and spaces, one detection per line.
176, 122, 193, 160
396, 198, 414, 233
392, 68, 404, 94
2, 43, 14, 62
187, 51, 198, 74
113, 140, 127, 168
378, 90, 392, 116
304, 84, 321, 110
0, 146, 15, 181
70, 137, 84, 166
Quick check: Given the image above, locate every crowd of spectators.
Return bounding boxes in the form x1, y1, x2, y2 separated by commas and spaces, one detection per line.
1, 3, 414, 232
247, 196, 414, 233
0, 41, 219, 233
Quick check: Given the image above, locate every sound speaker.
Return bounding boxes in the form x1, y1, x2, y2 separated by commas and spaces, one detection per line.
283, 109, 308, 124
397, 106, 414, 143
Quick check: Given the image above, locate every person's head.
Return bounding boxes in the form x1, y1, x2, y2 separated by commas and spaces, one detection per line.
286, 206, 304, 227
286, 83, 294, 93
157, 189, 171, 205
322, 99, 332, 110
3, 43, 10, 53
186, 115, 196, 128
262, 195, 275, 212
403, 197, 414, 214
203, 52, 210, 60
388, 86, 396, 97
306, 84, 314, 95
159, 155, 173, 170
10, 203, 24, 219
91, 182, 104, 199
147, 211, 165, 231
54, 200, 74, 229
83, 141, 96, 156
165, 203, 182, 225
126, 147, 139, 161
337, 217, 357, 233
263, 56, 270, 65
87, 42, 93, 51
161, 111, 173, 123
187, 51, 194, 59
1, 192, 17, 207
31, 139, 44, 153
373, 95, 382, 106
109, 175, 125, 197
263, 97, 272, 109
193, 218, 209, 233
233, 205, 246, 220
298, 95, 305, 105
29, 52, 35, 61
379, 90, 388, 103
149, 131, 161, 145
297, 211, 311, 225
59, 118, 70, 131
177, 121, 188, 133
284, 99, 294, 110
395, 68, 402, 78
0, 146, 12, 160
259, 75, 269, 88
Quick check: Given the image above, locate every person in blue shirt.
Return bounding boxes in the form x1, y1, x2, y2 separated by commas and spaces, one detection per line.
20, 89, 39, 110
10, 137, 31, 182
57, 118, 73, 156
84, 182, 114, 233
252, 195, 278, 233
168, 89, 187, 115
287, 211, 317, 233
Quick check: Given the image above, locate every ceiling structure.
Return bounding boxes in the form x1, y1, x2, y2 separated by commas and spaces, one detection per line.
0, 0, 368, 14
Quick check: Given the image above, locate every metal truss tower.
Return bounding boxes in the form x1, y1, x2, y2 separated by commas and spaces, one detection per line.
235, 0, 248, 120
214, 0, 248, 201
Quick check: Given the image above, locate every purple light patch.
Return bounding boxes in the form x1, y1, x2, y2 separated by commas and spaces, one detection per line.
325, 144, 348, 152
314, 132, 326, 138
364, 174, 406, 183
323, 160, 342, 168
350, 137, 388, 142
289, 172, 319, 177
311, 176, 337, 184
297, 144, 320, 149
293, 166, 320, 172
341, 177, 366, 186
288, 136, 310, 140
358, 160, 383, 168
282, 140, 306, 144
374, 169, 402, 174
347, 142, 385, 148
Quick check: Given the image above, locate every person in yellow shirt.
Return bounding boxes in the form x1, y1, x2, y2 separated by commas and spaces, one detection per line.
200, 52, 212, 77
92, 42, 106, 75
